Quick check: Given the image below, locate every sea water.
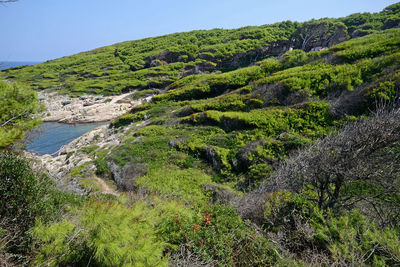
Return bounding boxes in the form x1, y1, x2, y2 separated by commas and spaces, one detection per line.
0, 61, 41, 70
26, 122, 106, 155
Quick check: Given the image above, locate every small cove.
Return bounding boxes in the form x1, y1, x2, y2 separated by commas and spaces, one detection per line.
26, 122, 107, 155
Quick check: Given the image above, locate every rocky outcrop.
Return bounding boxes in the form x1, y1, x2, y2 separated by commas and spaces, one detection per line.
109, 161, 148, 191
203, 184, 238, 205
217, 41, 293, 71
201, 147, 221, 172
253, 83, 309, 107
145, 50, 194, 67
234, 139, 268, 171
383, 17, 400, 29
180, 62, 216, 77
39, 92, 143, 123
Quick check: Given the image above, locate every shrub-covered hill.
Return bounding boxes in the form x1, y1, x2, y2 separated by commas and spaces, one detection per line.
30, 27, 399, 265
1, 2, 399, 96
107, 28, 400, 191
2, 2, 400, 266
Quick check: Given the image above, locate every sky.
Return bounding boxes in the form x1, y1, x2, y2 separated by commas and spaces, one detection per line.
0, 0, 398, 61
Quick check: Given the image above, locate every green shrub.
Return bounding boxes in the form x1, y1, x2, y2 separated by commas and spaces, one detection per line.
256, 58, 283, 73
282, 49, 308, 68
160, 204, 280, 265
0, 153, 81, 260
94, 149, 111, 177
69, 162, 92, 178
0, 82, 42, 148
33, 200, 168, 266
111, 112, 135, 128
136, 166, 212, 203
320, 211, 400, 266
262, 191, 400, 265
81, 145, 99, 154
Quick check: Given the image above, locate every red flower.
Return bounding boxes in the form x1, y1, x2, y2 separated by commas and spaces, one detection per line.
203, 212, 212, 226
193, 224, 201, 231
174, 214, 182, 226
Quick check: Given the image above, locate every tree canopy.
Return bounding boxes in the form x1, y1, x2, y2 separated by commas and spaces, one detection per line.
0, 81, 42, 149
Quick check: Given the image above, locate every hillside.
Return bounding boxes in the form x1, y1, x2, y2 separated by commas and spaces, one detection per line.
1, 2, 400, 266
1, 3, 398, 96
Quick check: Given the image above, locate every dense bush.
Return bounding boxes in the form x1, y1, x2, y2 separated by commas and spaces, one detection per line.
160, 203, 280, 266
260, 108, 400, 227
282, 49, 308, 68
0, 153, 80, 263
33, 200, 168, 266
259, 192, 400, 265
0, 81, 42, 148
110, 112, 135, 128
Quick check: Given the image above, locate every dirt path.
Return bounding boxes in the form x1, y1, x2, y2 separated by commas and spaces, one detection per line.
94, 176, 120, 196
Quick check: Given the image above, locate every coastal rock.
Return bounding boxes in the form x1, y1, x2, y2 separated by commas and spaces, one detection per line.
39, 92, 139, 124
24, 122, 124, 195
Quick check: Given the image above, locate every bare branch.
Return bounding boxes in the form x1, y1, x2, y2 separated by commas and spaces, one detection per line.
1, 109, 30, 128
257, 107, 400, 227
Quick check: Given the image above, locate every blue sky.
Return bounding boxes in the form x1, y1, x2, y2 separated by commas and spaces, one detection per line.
0, 0, 397, 61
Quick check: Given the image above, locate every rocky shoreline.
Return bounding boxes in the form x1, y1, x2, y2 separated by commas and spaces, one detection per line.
25, 92, 153, 194
38, 91, 148, 123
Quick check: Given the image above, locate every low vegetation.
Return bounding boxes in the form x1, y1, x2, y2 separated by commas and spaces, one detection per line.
1, 2, 400, 266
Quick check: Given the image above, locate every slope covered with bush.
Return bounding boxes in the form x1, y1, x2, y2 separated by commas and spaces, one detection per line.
1, 2, 400, 266
0, 2, 398, 96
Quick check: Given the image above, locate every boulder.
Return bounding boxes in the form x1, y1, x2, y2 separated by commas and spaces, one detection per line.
203, 184, 238, 205
109, 161, 149, 191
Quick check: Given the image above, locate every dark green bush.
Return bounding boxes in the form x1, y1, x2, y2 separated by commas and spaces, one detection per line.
282, 49, 308, 68
0, 153, 81, 261
162, 204, 280, 266
262, 191, 400, 265
110, 112, 135, 128
33, 200, 168, 266
94, 150, 111, 177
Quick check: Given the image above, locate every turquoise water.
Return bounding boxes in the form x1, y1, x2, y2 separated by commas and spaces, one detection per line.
26, 122, 106, 155
0, 61, 41, 70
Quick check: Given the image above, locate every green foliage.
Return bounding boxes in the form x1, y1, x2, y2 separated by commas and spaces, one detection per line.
321, 211, 400, 266
33, 200, 168, 266
0, 153, 77, 229
262, 191, 400, 265
0, 82, 42, 148
282, 49, 308, 68
186, 101, 333, 135
332, 29, 400, 62
0, 22, 296, 95
0, 153, 82, 261
111, 112, 135, 128
160, 204, 280, 265
81, 144, 99, 154
69, 161, 91, 178
383, 2, 400, 14
137, 166, 212, 203
366, 76, 398, 102
256, 58, 283, 73
154, 65, 263, 102
256, 61, 364, 97
94, 149, 111, 177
